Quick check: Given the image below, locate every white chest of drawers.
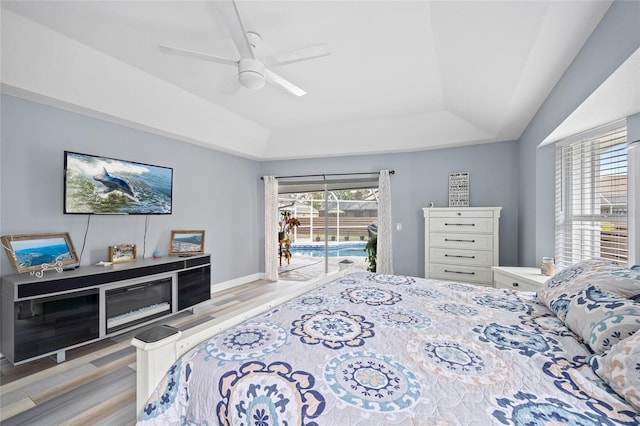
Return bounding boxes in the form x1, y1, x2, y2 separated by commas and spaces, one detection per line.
423, 207, 501, 287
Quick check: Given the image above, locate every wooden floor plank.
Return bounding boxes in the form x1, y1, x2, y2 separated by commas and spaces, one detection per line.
30, 352, 136, 405
0, 357, 56, 385
60, 386, 136, 426
2, 366, 135, 426
0, 339, 132, 395
0, 337, 116, 384
176, 314, 216, 331
91, 346, 135, 368
1, 363, 97, 408
93, 402, 137, 426
0, 397, 36, 422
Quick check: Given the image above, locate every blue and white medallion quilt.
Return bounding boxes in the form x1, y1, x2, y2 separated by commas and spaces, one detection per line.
137, 272, 639, 425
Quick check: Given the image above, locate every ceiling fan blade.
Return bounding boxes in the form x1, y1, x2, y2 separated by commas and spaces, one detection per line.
159, 45, 237, 67
214, 0, 255, 59
266, 44, 331, 68
265, 69, 306, 97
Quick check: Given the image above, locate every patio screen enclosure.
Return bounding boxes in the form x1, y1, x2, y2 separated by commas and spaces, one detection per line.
278, 177, 379, 268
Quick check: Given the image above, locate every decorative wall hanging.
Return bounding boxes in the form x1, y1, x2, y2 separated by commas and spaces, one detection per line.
448, 172, 470, 207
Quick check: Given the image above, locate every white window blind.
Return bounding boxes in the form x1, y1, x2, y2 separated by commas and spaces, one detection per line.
555, 123, 628, 269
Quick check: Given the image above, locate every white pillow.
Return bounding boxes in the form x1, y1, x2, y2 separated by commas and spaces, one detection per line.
590, 330, 640, 411
565, 286, 640, 353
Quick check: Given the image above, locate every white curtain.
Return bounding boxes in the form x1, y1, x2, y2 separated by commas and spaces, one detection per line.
264, 176, 279, 281
377, 169, 393, 274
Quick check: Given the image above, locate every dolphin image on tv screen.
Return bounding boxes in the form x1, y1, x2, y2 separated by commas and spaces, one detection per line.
94, 168, 135, 198
64, 151, 173, 214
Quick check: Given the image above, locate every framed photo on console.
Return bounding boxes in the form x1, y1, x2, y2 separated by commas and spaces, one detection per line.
108, 244, 137, 264
169, 230, 205, 255
1, 232, 79, 274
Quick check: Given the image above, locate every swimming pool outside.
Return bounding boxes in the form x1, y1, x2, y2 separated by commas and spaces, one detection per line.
290, 241, 367, 257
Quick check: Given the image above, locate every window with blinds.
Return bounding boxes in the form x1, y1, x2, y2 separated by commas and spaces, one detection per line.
555, 123, 628, 269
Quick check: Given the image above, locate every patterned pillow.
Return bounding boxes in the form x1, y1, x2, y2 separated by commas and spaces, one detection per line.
537, 258, 640, 321
565, 286, 640, 353
590, 330, 640, 411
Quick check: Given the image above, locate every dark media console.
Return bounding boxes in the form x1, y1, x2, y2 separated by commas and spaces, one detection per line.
0, 254, 211, 365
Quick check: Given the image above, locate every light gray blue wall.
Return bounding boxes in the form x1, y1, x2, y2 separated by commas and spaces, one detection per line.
1, 94, 518, 282
517, 0, 640, 266
0, 95, 261, 282
260, 140, 520, 277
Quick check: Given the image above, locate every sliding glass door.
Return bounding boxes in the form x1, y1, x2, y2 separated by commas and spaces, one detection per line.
278, 180, 378, 279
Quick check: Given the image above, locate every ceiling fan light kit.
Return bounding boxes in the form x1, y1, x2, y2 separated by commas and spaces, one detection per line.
238, 58, 266, 89
158, 0, 329, 97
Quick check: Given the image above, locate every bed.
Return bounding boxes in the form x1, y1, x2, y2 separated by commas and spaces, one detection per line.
136, 259, 640, 425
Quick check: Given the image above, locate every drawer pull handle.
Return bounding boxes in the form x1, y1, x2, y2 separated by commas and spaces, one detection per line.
444, 254, 476, 259
512, 282, 519, 287
444, 269, 475, 275
445, 238, 476, 243
444, 223, 475, 226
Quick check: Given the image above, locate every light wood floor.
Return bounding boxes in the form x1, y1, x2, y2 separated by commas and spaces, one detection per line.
0, 275, 326, 425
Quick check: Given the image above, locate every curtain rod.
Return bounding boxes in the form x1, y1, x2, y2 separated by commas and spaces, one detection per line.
260, 170, 395, 180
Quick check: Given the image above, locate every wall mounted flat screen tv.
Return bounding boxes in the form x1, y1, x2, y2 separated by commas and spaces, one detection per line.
64, 151, 173, 215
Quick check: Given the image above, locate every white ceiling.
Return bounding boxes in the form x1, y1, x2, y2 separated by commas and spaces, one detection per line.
0, 1, 622, 160
541, 47, 640, 146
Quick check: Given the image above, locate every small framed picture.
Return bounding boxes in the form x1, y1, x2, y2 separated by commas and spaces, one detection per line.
108, 244, 137, 264
1, 232, 79, 274
169, 230, 205, 255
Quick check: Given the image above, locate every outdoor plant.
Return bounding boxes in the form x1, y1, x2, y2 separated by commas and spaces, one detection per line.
279, 210, 300, 238
364, 235, 377, 272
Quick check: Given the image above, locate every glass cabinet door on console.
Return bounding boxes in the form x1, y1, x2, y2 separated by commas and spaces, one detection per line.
178, 265, 211, 311
14, 289, 99, 363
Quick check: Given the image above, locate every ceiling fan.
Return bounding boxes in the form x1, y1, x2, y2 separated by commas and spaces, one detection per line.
159, 0, 330, 97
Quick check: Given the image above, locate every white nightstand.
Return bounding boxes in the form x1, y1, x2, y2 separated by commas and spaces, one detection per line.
492, 266, 549, 292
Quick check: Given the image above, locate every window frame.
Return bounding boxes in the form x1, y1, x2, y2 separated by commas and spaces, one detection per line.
555, 121, 629, 269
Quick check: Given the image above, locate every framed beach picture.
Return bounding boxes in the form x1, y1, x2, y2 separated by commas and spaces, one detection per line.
108, 244, 137, 264
169, 230, 205, 255
1, 232, 79, 274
